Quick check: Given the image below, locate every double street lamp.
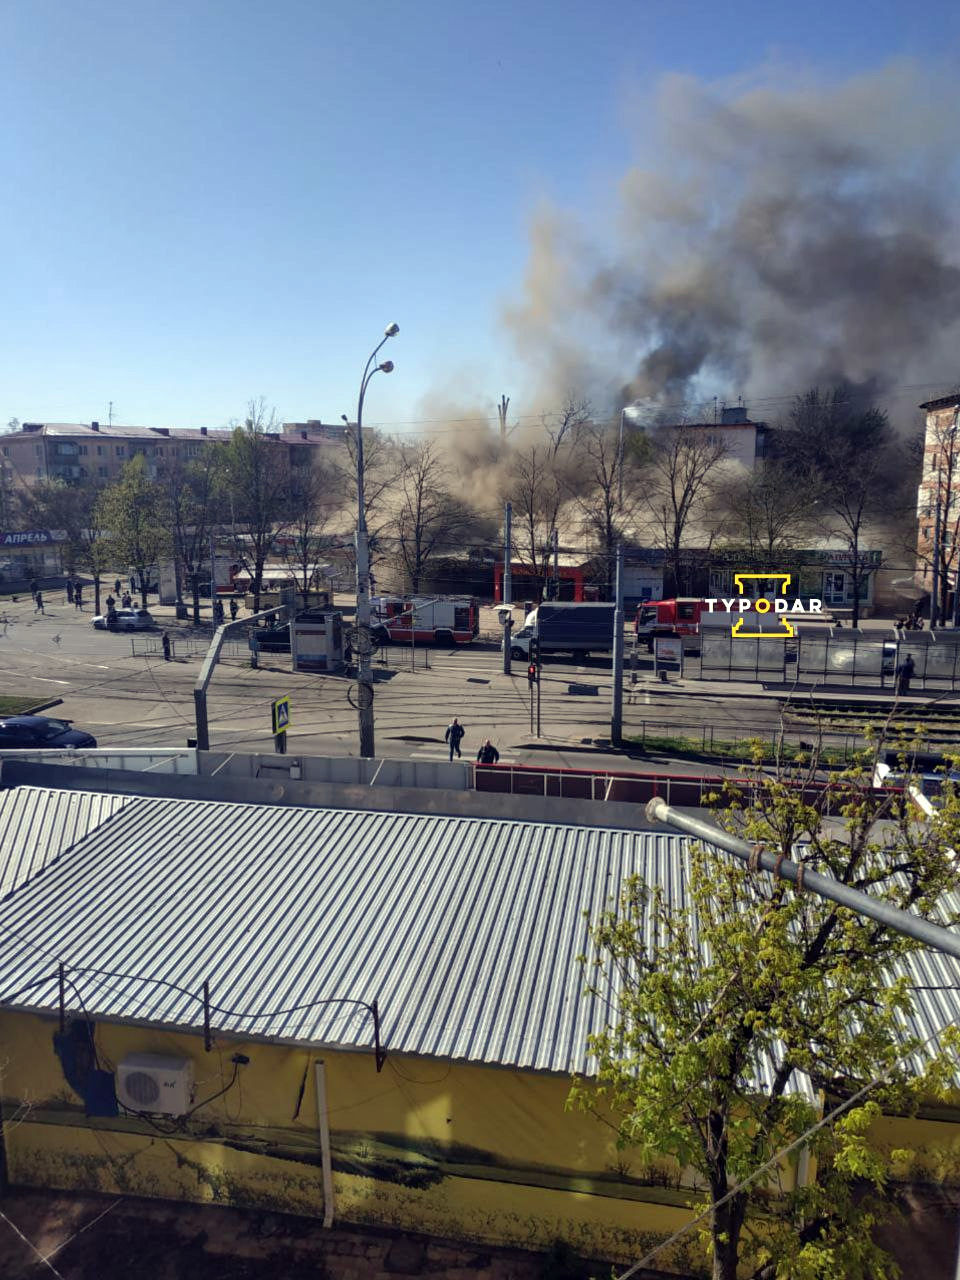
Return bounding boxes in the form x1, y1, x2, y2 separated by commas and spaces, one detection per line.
348, 322, 399, 758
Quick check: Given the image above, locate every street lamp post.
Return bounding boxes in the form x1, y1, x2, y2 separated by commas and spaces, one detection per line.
350, 322, 398, 758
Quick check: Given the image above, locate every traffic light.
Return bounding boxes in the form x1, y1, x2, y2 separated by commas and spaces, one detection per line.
527, 663, 538, 686
528, 638, 540, 664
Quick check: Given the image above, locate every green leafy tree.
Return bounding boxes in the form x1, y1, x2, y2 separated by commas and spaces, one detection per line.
96, 457, 169, 607
25, 479, 112, 612
574, 747, 960, 1280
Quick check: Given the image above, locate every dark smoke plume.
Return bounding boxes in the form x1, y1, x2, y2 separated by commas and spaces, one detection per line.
504, 62, 960, 417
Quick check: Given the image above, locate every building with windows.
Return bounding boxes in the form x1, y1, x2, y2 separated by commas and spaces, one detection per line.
916, 394, 960, 618
0, 418, 353, 493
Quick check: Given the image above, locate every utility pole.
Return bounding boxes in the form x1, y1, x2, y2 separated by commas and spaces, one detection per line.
610, 543, 624, 748
351, 323, 399, 759
931, 460, 942, 630
551, 527, 559, 600
108, 400, 114, 427
498, 394, 510, 441
503, 501, 512, 605
618, 408, 625, 511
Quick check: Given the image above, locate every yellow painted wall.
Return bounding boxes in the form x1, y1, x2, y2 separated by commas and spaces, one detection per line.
0, 1010, 702, 1271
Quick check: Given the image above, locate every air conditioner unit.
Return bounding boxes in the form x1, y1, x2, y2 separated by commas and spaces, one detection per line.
116, 1053, 194, 1117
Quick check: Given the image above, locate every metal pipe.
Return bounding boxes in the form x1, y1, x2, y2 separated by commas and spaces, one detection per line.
313, 1060, 335, 1229
645, 797, 960, 961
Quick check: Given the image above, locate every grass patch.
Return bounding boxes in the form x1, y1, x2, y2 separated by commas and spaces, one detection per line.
0, 695, 51, 715
625, 731, 850, 765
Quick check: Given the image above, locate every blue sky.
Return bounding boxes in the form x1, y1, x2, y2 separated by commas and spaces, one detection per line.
2, 0, 958, 434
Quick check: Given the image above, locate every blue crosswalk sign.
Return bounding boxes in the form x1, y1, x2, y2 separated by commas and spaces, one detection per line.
272, 696, 291, 735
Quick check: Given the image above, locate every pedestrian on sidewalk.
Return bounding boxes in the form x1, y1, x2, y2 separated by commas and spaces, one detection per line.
444, 717, 465, 761
895, 653, 915, 696
74, 582, 83, 610
29, 578, 38, 601
229, 597, 239, 621
34, 590, 44, 614
114, 578, 121, 595
477, 739, 499, 765
65, 579, 74, 604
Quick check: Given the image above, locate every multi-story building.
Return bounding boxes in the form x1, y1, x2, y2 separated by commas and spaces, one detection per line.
916, 393, 960, 614
659, 404, 770, 469
0, 418, 352, 493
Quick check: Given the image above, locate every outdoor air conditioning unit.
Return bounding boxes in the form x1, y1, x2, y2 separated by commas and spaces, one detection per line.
116, 1053, 194, 1117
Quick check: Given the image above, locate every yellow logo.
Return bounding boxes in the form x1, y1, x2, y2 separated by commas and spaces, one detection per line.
706, 574, 823, 639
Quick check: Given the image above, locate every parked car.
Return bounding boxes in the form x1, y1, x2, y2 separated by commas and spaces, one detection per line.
251, 622, 291, 653
92, 608, 155, 632
0, 716, 97, 749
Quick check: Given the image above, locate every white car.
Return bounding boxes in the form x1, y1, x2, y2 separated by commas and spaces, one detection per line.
92, 607, 156, 632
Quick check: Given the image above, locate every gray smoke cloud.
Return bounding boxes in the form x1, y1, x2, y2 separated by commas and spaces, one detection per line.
504, 62, 960, 419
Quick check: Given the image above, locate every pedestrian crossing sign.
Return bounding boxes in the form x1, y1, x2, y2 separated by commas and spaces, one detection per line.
272, 695, 291, 735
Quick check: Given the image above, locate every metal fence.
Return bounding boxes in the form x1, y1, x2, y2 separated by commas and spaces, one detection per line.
130, 634, 250, 660
700, 629, 960, 692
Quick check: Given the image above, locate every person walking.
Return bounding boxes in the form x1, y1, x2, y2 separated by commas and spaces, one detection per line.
34, 590, 44, 614
477, 739, 500, 765
114, 578, 121, 595
65, 579, 74, 604
896, 653, 916, 696
229, 597, 239, 621
444, 717, 466, 761
74, 582, 83, 610
29, 578, 38, 601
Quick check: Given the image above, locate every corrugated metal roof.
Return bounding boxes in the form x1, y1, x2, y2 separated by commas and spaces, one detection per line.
0, 787, 953, 1090
0, 789, 693, 1074
0, 787, 133, 900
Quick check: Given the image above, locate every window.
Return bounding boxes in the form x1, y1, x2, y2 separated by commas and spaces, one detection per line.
96, 445, 104, 456
677, 602, 696, 620
78, 444, 88, 455
1, 447, 7, 457
116, 446, 125, 457
98, 466, 108, 478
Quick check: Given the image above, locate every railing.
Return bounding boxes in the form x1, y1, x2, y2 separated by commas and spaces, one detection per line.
474, 762, 899, 815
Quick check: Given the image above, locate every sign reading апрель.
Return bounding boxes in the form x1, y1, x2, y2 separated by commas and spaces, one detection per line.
706, 573, 823, 638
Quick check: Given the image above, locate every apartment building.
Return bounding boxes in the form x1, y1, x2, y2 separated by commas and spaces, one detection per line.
916, 393, 960, 610
0, 418, 351, 493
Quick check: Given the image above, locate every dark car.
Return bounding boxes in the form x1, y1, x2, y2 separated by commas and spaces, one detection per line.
251, 623, 291, 653
0, 716, 97, 749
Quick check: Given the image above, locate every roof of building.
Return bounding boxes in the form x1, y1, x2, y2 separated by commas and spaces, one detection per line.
0, 784, 953, 1089
919, 395, 960, 412
12, 423, 238, 441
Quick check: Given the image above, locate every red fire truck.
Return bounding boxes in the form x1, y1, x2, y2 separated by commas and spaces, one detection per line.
635, 598, 761, 648
371, 595, 480, 645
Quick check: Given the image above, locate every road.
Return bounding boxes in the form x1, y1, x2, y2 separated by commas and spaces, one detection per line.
0, 596, 787, 775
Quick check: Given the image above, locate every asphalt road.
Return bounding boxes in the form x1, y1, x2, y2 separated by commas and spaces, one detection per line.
0, 596, 786, 775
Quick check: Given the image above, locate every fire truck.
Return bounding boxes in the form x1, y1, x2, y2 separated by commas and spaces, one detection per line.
635, 598, 762, 648
370, 595, 480, 646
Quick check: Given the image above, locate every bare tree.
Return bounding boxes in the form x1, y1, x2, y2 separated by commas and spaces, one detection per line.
344, 426, 397, 588
393, 440, 474, 593
783, 388, 892, 626
570, 420, 644, 599
158, 447, 223, 624
714, 461, 815, 568
282, 456, 346, 607
508, 442, 571, 600
642, 424, 729, 595
221, 399, 292, 612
